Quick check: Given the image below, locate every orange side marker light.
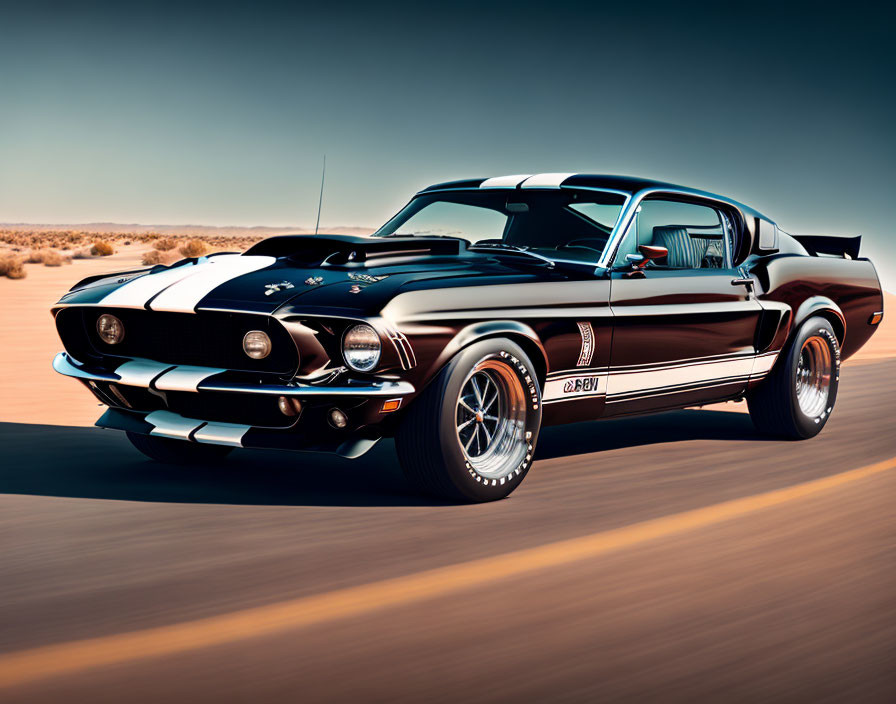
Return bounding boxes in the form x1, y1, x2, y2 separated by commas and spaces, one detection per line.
381, 398, 402, 413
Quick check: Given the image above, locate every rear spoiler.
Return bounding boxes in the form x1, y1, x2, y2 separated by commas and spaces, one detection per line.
793, 234, 862, 260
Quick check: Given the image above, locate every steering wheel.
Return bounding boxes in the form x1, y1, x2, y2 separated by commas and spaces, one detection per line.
558, 238, 605, 253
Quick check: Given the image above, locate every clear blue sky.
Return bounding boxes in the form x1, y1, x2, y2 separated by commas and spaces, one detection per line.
1, 1, 893, 285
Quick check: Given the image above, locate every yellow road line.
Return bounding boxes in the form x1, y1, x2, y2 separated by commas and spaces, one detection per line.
2, 456, 894, 688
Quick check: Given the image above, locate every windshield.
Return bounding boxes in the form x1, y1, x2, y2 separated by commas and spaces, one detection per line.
373, 189, 627, 263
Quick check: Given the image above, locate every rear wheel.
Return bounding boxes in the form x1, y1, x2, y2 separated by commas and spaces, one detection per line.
747, 316, 840, 439
126, 432, 233, 465
396, 338, 542, 502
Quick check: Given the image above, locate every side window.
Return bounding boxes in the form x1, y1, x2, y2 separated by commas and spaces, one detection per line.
614, 199, 729, 269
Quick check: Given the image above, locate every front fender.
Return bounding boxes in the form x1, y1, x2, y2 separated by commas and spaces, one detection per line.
428, 320, 548, 387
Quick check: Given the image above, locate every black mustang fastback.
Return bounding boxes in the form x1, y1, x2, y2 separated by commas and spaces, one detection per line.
53, 174, 885, 501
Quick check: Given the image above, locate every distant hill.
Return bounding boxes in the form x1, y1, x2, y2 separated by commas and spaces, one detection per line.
0, 223, 375, 237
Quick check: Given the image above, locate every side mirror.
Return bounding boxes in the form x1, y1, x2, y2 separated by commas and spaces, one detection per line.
627, 244, 668, 269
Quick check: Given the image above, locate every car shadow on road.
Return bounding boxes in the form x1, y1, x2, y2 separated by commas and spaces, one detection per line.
534, 407, 764, 460
0, 410, 765, 507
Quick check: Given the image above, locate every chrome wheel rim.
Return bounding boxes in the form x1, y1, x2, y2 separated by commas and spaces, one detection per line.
455, 358, 528, 479
795, 335, 832, 418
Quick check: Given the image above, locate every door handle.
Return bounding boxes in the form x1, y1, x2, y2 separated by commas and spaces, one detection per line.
731, 277, 754, 287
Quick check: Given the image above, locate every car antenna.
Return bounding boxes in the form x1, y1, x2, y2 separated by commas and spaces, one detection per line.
314, 154, 326, 235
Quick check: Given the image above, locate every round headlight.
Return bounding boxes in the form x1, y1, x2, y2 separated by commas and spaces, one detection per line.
243, 330, 272, 359
343, 324, 381, 372
96, 314, 124, 344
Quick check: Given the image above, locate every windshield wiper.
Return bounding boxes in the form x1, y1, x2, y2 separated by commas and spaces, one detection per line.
467, 242, 556, 269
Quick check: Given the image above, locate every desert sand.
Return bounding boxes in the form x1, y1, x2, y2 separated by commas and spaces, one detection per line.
1, 250, 892, 428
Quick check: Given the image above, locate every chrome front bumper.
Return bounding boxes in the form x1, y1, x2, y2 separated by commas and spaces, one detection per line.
53, 352, 415, 398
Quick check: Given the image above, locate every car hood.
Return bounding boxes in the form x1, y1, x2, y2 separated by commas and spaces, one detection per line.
55, 236, 544, 315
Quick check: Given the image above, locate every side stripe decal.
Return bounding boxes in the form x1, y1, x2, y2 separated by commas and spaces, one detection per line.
543, 351, 779, 404
607, 355, 757, 397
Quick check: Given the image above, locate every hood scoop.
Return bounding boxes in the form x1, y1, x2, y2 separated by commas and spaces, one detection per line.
245, 234, 462, 266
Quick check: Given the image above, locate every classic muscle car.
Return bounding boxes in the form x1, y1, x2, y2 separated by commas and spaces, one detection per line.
52, 174, 885, 501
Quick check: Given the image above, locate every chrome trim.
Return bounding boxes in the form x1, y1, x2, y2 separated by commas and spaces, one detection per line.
154, 365, 226, 392
53, 352, 415, 397
455, 356, 529, 479
596, 185, 772, 269
795, 336, 832, 418
145, 410, 204, 441
198, 378, 415, 397
53, 352, 120, 381
385, 327, 416, 370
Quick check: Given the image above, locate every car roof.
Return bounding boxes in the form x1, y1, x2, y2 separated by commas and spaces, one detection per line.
417, 173, 769, 222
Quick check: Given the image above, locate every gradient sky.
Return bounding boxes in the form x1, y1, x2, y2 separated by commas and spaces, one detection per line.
1, 1, 893, 285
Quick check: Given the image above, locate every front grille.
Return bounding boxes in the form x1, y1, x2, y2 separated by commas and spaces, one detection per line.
57, 308, 299, 376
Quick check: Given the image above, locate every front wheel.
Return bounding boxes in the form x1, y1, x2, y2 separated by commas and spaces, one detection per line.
396, 338, 542, 502
126, 431, 233, 465
747, 316, 840, 439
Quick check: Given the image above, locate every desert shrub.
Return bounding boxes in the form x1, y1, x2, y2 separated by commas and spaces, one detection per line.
73, 247, 93, 259
153, 238, 177, 251
91, 240, 114, 256
0, 253, 26, 279
41, 249, 65, 266
142, 250, 162, 265
25, 248, 67, 266
179, 239, 208, 258
142, 249, 181, 266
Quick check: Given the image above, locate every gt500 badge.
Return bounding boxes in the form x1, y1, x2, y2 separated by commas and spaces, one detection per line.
543, 372, 607, 402
563, 376, 601, 393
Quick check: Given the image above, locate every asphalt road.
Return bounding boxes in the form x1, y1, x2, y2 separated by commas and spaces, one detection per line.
1, 360, 895, 702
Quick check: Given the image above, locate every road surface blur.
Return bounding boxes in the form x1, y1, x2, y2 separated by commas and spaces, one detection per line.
1, 360, 894, 702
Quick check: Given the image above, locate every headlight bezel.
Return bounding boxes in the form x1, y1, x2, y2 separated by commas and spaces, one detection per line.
96, 313, 125, 345
242, 329, 272, 360
342, 323, 382, 373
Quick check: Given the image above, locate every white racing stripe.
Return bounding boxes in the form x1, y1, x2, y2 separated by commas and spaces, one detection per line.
99, 261, 206, 309
153, 366, 226, 392
145, 410, 204, 441
520, 173, 577, 188
114, 359, 174, 387
193, 421, 250, 447
479, 174, 532, 189
148, 255, 275, 313
144, 410, 249, 447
